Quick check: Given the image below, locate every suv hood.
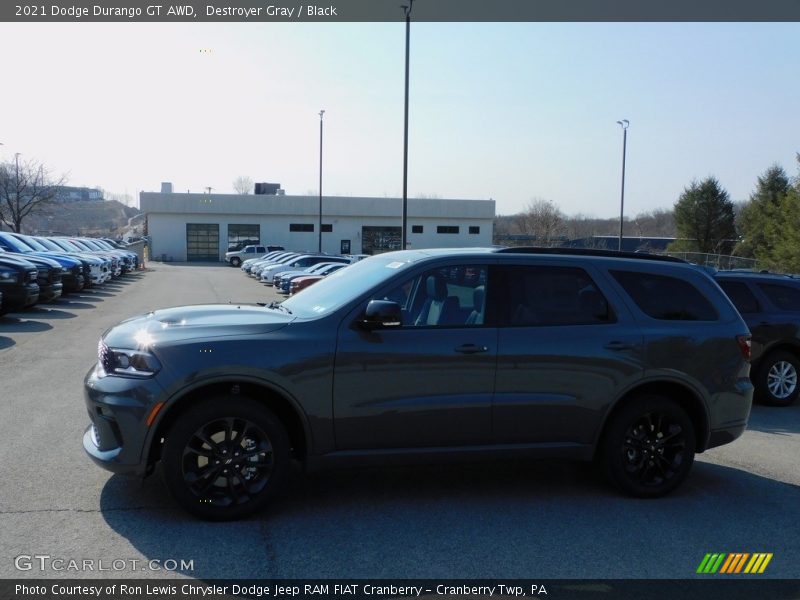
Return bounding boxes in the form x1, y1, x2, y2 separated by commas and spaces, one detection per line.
103, 303, 294, 347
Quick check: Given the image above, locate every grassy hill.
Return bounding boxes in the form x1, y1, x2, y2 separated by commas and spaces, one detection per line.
20, 200, 142, 238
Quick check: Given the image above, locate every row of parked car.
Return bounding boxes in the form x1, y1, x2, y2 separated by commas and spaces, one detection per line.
237, 249, 361, 295
0, 232, 139, 316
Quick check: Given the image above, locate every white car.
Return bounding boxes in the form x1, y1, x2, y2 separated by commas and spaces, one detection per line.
260, 255, 350, 285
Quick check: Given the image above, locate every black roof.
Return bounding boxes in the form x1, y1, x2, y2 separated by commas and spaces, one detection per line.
494, 246, 687, 264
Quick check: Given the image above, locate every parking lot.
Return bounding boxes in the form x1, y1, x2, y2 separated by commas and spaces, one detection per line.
1, 262, 799, 580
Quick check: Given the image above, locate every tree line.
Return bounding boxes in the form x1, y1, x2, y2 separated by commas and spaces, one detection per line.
497, 155, 800, 272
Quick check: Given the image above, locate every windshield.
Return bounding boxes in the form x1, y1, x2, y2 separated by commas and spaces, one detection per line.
281, 254, 415, 318
36, 238, 64, 252
54, 239, 83, 252
0, 234, 32, 253
21, 236, 48, 251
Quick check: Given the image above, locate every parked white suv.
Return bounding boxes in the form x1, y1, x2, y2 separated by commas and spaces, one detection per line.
225, 245, 283, 267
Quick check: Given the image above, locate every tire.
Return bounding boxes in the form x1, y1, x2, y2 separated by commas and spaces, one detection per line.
230, 257, 241, 267
755, 350, 800, 407
601, 395, 695, 498
161, 397, 290, 520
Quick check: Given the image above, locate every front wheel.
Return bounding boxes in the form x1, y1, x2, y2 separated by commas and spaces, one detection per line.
601, 395, 695, 498
230, 257, 241, 267
161, 397, 290, 520
756, 350, 800, 407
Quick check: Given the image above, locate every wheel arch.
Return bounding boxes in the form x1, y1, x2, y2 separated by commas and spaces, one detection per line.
145, 377, 312, 470
594, 380, 710, 458
753, 341, 800, 372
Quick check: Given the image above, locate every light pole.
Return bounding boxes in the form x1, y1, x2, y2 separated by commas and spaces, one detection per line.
401, 0, 414, 250
15, 152, 21, 193
318, 109, 325, 253
616, 119, 629, 251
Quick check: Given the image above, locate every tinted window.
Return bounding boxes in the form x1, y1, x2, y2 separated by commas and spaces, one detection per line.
375, 264, 488, 327
412, 225, 423, 234
437, 226, 459, 234
290, 224, 314, 232
495, 265, 613, 327
758, 283, 800, 311
718, 280, 759, 314
612, 270, 717, 321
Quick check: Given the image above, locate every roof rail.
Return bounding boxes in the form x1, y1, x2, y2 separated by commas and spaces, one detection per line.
494, 246, 688, 263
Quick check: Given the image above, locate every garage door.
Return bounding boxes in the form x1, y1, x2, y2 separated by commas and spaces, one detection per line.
186, 223, 219, 261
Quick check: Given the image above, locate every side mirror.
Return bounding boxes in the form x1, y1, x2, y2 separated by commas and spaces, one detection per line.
360, 300, 403, 329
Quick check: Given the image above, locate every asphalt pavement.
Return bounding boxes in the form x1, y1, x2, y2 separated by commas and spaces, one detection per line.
1, 262, 799, 580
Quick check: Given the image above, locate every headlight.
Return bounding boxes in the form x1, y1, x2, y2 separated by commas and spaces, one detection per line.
97, 340, 161, 378
0, 270, 18, 283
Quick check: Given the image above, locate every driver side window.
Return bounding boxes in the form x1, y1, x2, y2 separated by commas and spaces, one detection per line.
377, 265, 488, 327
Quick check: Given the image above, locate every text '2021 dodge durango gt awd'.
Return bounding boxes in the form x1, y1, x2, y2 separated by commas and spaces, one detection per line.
84, 248, 753, 519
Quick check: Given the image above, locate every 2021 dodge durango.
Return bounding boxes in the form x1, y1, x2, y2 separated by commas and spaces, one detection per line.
84, 247, 753, 520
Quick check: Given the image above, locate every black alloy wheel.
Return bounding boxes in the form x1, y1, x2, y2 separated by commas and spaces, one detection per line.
162, 398, 290, 520
602, 395, 695, 497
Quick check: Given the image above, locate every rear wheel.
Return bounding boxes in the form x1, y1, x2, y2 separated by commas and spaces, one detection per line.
162, 397, 290, 520
601, 395, 695, 498
230, 257, 241, 267
756, 350, 800, 407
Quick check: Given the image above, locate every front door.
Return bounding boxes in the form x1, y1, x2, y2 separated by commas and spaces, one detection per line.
332, 264, 497, 449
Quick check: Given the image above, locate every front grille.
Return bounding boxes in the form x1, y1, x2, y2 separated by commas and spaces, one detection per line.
50, 269, 63, 283
36, 267, 48, 280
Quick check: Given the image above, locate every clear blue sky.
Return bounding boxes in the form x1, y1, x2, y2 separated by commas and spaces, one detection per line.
0, 21, 797, 217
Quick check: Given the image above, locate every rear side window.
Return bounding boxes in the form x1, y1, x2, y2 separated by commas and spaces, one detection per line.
493, 265, 614, 327
718, 280, 759, 314
757, 283, 800, 311
611, 270, 718, 321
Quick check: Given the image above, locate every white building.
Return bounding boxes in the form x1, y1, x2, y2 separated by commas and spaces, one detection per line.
140, 191, 495, 262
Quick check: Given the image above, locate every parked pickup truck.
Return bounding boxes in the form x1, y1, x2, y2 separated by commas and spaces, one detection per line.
0, 253, 40, 315
224, 244, 284, 267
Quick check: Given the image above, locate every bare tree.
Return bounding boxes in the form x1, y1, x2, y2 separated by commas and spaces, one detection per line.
232, 176, 254, 195
519, 198, 566, 246
0, 156, 66, 233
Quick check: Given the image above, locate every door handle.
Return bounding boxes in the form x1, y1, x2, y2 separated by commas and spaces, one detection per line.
455, 344, 489, 354
604, 341, 635, 351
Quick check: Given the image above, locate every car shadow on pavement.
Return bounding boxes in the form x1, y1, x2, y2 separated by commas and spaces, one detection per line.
99, 458, 800, 579
75, 290, 113, 298
745, 402, 800, 435
0, 335, 15, 349
0, 316, 53, 332
23, 306, 78, 319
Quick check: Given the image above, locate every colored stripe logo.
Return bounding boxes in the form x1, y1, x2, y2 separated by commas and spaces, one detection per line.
697, 553, 773, 574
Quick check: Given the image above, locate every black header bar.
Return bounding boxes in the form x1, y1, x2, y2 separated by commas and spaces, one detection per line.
3, 0, 800, 23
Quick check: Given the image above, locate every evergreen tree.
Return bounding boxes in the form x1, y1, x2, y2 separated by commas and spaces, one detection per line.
672, 177, 737, 254
736, 164, 791, 258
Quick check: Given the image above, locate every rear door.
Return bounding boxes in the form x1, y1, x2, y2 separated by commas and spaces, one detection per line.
490, 262, 643, 447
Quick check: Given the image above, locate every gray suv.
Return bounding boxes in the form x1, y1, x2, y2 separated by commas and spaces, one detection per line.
83, 248, 753, 519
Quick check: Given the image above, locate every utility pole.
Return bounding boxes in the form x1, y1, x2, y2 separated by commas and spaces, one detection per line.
401, 0, 414, 250
616, 119, 629, 251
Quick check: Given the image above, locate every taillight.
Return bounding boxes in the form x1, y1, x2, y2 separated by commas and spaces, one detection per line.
736, 335, 751, 361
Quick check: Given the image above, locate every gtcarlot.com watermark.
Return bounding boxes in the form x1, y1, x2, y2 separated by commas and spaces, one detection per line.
14, 554, 194, 573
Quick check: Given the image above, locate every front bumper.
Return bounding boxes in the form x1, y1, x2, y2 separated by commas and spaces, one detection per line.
0, 282, 40, 310
83, 364, 166, 476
